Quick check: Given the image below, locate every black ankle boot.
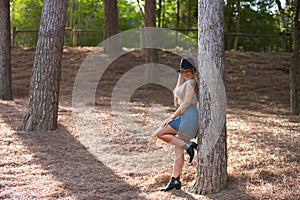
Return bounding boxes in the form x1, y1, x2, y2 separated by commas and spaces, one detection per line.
160, 176, 181, 191
185, 142, 198, 163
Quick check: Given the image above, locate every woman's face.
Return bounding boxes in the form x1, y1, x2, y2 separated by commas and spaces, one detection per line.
180, 69, 193, 80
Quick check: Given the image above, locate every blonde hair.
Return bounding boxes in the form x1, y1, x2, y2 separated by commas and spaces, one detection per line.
173, 68, 199, 107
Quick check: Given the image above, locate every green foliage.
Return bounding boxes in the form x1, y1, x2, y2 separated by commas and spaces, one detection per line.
227, 57, 238, 64
66, 0, 104, 46
224, 0, 293, 52
9, 0, 295, 51
10, 0, 42, 46
119, 0, 143, 30
239, 65, 247, 76
239, 5, 282, 51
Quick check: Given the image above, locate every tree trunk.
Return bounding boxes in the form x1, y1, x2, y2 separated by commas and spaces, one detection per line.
0, 0, 13, 100
103, 0, 121, 55
21, 0, 68, 131
188, 0, 192, 30
193, 0, 227, 194
144, 0, 158, 82
291, 0, 299, 115
176, 0, 180, 29
275, 0, 288, 31
144, 0, 158, 64
224, 0, 234, 50
233, 0, 240, 50
70, 0, 78, 47
157, 0, 162, 27
136, 0, 145, 19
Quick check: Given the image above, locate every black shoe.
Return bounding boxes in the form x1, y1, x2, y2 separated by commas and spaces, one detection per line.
185, 142, 198, 163
160, 176, 181, 191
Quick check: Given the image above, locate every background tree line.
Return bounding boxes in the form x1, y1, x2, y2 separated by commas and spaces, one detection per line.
9, 0, 295, 52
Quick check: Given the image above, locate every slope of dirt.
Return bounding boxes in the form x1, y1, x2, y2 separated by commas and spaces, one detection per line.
0, 47, 299, 199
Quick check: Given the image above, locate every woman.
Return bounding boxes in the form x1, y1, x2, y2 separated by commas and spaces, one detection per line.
156, 57, 199, 191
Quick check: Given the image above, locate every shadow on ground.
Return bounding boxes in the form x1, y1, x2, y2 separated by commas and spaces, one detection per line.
1, 101, 144, 199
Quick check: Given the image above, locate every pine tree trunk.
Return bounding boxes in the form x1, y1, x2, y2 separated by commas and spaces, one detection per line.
176, 0, 180, 29
144, 0, 158, 82
193, 0, 227, 194
21, 0, 67, 131
144, 0, 158, 64
103, 0, 121, 55
224, 0, 234, 50
233, 0, 240, 50
291, 0, 299, 115
0, 0, 12, 100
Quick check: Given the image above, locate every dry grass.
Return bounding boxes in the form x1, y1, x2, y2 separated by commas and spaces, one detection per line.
0, 47, 299, 199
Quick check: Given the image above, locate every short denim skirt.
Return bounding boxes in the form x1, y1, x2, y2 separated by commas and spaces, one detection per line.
169, 104, 198, 138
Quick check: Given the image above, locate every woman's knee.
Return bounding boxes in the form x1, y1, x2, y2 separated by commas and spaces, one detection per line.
175, 145, 184, 154
155, 127, 164, 139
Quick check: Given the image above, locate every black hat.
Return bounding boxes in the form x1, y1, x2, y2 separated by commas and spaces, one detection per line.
176, 57, 197, 72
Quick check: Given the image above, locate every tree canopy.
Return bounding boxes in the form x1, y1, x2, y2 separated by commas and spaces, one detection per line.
9, 0, 295, 51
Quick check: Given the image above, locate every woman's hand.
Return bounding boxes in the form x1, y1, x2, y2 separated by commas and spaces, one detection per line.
162, 117, 174, 128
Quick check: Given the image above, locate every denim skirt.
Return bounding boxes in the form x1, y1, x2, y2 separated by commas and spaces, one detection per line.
169, 104, 198, 138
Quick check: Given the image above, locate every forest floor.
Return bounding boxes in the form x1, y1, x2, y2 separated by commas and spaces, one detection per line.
0, 46, 299, 200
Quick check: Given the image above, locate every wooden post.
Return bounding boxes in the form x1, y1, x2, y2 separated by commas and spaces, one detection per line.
12, 26, 16, 46
140, 26, 145, 49
281, 31, 286, 52
72, 26, 77, 47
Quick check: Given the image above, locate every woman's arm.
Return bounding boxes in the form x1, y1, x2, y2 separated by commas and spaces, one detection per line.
162, 79, 196, 128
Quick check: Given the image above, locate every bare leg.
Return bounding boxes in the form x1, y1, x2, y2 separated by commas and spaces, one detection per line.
155, 125, 185, 147
156, 126, 192, 191
172, 145, 184, 177
172, 133, 191, 177
156, 126, 192, 178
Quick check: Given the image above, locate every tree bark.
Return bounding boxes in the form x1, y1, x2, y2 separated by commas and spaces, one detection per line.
0, 0, 13, 100
224, 0, 234, 50
70, 0, 78, 47
193, 0, 227, 194
176, 0, 180, 29
144, 0, 158, 82
103, 0, 122, 55
291, 0, 299, 115
21, 0, 68, 131
233, 0, 240, 50
144, 0, 158, 63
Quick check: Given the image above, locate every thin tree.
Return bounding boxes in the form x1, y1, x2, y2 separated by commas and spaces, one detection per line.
0, 0, 13, 100
291, 0, 299, 115
136, 0, 145, 19
224, 0, 235, 50
275, 0, 288, 32
232, 0, 241, 50
144, 0, 158, 82
103, 0, 121, 55
144, 0, 158, 64
69, 0, 79, 47
21, 0, 68, 131
176, 0, 180, 30
157, 0, 162, 27
193, 0, 227, 194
